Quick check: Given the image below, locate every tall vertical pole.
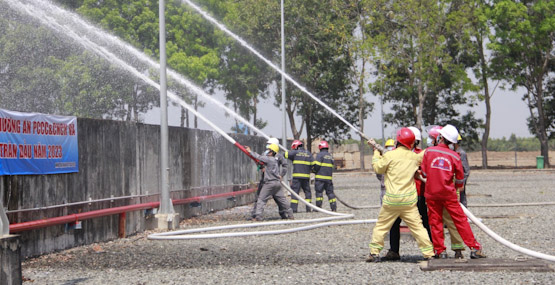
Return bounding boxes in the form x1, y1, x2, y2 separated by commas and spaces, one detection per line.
380, 80, 385, 145
281, 0, 288, 182
0, 204, 9, 237
159, 0, 170, 214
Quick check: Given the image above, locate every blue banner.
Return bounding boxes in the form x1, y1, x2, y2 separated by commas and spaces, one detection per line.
0, 108, 78, 175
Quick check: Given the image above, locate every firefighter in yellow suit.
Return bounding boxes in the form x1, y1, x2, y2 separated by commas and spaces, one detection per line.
366, 128, 434, 262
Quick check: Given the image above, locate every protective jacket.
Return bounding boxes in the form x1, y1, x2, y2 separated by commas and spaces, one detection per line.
456, 147, 470, 183
252, 153, 289, 219
250, 151, 287, 182
372, 146, 424, 206
285, 147, 313, 179
421, 144, 464, 201
413, 147, 424, 196
313, 149, 334, 181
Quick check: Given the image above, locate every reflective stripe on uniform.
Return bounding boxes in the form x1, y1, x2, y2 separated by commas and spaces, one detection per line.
426, 148, 460, 161
384, 190, 417, 198
316, 197, 324, 201
293, 173, 310, 178
313, 161, 333, 167
382, 198, 418, 206
290, 199, 298, 203
293, 160, 311, 165
305, 199, 312, 202
329, 198, 336, 203
315, 175, 332, 180
420, 245, 434, 253
451, 243, 465, 250
369, 243, 384, 250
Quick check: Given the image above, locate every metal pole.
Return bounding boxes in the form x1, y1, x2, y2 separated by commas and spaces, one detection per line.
0, 204, 9, 237
281, 0, 289, 182
159, 0, 170, 214
380, 80, 385, 145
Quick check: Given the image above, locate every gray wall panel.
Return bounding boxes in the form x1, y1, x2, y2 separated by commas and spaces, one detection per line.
1, 118, 265, 257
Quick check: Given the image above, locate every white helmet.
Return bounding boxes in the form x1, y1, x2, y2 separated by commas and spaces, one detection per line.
439, 124, 459, 144
407, 127, 422, 141
266, 137, 279, 145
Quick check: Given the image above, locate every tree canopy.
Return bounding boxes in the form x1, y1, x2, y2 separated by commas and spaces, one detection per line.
1, 0, 554, 168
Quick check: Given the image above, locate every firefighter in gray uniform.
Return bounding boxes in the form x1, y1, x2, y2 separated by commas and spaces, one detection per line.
455, 134, 470, 207
285, 140, 314, 213
312, 140, 337, 211
250, 138, 290, 219
246, 144, 294, 221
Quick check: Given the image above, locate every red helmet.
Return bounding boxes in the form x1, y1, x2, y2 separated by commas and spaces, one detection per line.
291, 140, 303, 150
427, 125, 442, 140
396, 127, 415, 149
318, 140, 329, 150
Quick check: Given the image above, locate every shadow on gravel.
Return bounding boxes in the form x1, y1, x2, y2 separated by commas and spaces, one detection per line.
394, 255, 425, 263
62, 277, 89, 285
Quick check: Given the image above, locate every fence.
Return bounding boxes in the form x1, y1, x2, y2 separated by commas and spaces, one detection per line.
1, 118, 265, 257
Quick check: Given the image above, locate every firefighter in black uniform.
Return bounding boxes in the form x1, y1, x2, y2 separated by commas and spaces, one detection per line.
312, 140, 337, 211
285, 140, 314, 212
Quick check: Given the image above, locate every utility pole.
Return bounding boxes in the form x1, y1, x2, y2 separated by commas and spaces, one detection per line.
380, 80, 385, 145
159, 0, 171, 215
281, 0, 289, 182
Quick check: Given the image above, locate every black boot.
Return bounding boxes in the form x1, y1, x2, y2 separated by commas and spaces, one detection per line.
316, 200, 323, 208
306, 206, 312, 212
330, 201, 337, 212
290, 203, 298, 213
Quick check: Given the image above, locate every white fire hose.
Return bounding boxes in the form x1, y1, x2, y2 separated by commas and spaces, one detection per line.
148, 181, 377, 240
149, 187, 555, 263
462, 204, 555, 262
12, 0, 554, 264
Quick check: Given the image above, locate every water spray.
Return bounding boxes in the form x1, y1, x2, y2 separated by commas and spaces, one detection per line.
7, 0, 555, 261
20, 0, 290, 153
181, 0, 385, 153
6, 0, 376, 238
29, 0, 381, 208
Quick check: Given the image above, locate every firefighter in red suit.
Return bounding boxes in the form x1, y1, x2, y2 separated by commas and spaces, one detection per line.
421, 124, 486, 259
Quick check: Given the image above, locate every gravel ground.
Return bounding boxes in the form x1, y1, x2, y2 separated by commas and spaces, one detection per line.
22, 170, 555, 284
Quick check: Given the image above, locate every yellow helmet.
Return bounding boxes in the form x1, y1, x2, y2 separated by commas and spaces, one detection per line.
385, 139, 395, 147
457, 134, 462, 141
267, 143, 279, 154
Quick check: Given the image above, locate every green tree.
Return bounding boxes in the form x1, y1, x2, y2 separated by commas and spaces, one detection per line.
489, 0, 555, 167
228, 0, 360, 149
0, 16, 67, 114
468, 0, 496, 169
0, 5, 158, 121
77, 0, 224, 128
367, 0, 481, 145
166, 2, 221, 128
348, 0, 376, 170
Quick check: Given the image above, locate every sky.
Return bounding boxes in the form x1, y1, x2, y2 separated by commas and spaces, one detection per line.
144, 82, 532, 141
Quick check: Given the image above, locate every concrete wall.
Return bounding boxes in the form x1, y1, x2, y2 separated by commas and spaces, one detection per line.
1, 118, 266, 257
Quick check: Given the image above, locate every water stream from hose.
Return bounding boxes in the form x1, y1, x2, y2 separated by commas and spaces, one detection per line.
6, 0, 555, 262
181, 0, 368, 140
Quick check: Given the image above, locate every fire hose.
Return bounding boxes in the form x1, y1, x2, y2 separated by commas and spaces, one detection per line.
15, 0, 553, 262
148, 184, 377, 240
144, 95, 555, 262
462, 204, 555, 262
